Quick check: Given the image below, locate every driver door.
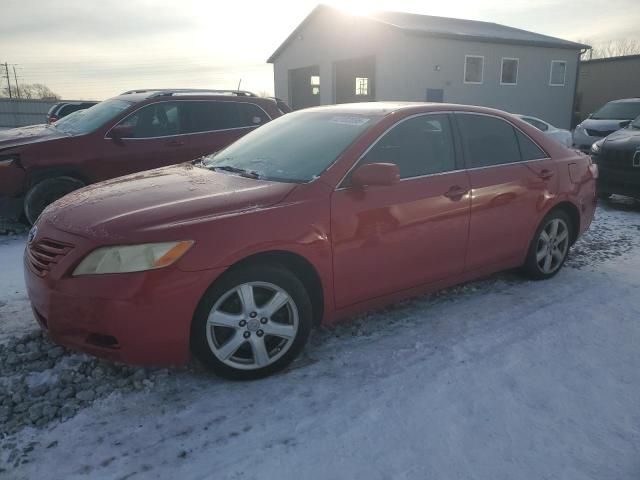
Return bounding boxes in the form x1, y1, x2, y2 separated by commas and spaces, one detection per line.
330, 113, 471, 308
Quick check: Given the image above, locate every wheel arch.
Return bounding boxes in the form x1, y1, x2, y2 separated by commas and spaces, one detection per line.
225, 250, 325, 327
26, 167, 91, 189
546, 200, 581, 245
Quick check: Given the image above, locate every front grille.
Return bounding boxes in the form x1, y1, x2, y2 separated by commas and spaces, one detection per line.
598, 149, 637, 172
586, 129, 616, 137
27, 238, 74, 277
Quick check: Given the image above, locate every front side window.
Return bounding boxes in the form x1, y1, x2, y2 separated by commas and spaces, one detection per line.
550, 61, 567, 86
358, 114, 456, 179
54, 99, 132, 135
116, 102, 182, 138
203, 110, 382, 183
464, 55, 484, 84
501, 58, 519, 85
456, 114, 521, 168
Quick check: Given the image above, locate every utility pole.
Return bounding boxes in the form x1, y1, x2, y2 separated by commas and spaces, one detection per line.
3, 62, 13, 99
12, 66, 20, 99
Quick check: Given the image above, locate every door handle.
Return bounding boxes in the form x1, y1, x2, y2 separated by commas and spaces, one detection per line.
538, 169, 555, 180
166, 139, 185, 147
443, 186, 469, 201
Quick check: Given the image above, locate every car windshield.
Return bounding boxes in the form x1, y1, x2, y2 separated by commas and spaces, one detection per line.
591, 101, 640, 120
202, 110, 382, 183
54, 99, 132, 135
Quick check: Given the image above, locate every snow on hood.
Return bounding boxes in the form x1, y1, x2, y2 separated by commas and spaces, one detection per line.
579, 117, 631, 132
0, 124, 67, 150
40, 163, 297, 239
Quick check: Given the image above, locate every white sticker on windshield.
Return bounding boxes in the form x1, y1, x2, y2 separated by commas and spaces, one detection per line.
328, 116, 370, 126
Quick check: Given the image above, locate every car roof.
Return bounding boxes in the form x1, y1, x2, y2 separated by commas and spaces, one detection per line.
608, 98, 640, 103
301, 102, 519, 118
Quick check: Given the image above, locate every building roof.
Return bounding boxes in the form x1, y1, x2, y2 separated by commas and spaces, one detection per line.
267, 4, 590, 63
581, 53, 640, 64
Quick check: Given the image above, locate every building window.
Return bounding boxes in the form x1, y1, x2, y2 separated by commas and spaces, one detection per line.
355, 77, 369, 96
464, 55, 484, 84
550, 60, 567, 86
310, 75, 320, 95
500, 58, 519, 85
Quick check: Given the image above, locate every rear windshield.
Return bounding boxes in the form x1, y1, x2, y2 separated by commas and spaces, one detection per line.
54, 99, 132, 135
591, 101, 640, 120
203, 110, 382, 183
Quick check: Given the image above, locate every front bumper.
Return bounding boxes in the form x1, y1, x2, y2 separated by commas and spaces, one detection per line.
23, 227, 224, 366
597, 166, 640, 199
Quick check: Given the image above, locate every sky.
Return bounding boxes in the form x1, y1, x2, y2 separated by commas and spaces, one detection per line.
1, 0, 639, 100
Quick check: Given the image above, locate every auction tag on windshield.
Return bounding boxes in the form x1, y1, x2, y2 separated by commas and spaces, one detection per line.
328, 116, 370, 126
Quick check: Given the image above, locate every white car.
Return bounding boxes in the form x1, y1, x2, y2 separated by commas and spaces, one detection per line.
515, 114, 572, 147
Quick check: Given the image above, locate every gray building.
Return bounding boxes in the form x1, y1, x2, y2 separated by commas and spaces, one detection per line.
576, 54, 640, 122
268, 5, 588, 128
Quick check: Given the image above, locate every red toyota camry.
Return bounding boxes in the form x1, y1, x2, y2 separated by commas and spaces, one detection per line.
24, 103, 597, 379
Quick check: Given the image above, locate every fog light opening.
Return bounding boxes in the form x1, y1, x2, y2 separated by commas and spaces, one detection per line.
86, 333, 120, 349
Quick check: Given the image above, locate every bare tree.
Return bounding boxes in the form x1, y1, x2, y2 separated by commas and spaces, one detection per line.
580, 38, 640, 60
1, 83, 60, 100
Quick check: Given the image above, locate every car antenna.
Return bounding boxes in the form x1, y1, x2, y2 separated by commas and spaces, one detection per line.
237, 78, 242, 90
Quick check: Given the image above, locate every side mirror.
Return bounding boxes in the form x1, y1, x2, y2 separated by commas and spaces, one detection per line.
351, 163, 400, 188
109, 124, 134, 141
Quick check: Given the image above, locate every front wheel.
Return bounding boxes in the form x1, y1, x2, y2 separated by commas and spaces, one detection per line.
522, 210, 572, 280
24, 176, 85, 225
190, 263, 312, 380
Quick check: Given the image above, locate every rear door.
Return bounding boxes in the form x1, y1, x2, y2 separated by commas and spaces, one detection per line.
181, 101, 271, 159
93, 101, 190, 180
331, 113, 471, 308
454, 113, 558, 270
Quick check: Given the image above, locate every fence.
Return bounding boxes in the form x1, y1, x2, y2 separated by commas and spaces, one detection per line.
0, 98, 92, 128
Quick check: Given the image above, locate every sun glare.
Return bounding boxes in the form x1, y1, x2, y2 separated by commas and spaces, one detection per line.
326, 0, 379, 16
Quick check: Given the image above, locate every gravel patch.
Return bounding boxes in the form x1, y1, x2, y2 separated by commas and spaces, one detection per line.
0, 330, 177, 437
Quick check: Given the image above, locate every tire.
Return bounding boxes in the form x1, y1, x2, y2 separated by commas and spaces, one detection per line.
522, 209, 572, 280
190, 263, 313, 380
24, 176, 85, 225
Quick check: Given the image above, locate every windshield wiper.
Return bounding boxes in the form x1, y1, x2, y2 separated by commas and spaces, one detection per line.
213, 165, 261, 179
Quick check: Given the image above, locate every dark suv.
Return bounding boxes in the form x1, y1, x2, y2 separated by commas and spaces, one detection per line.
47, 101, 98, 124
0, 89, 285, 223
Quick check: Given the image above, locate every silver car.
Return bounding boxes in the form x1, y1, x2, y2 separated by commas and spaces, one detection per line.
573, 98, 640, 153
515, 114, 572, 147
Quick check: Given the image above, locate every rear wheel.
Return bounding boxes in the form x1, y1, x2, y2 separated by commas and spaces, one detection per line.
24, 176, 85, 225
523, 210, 572, 280
190, 263, 312, 380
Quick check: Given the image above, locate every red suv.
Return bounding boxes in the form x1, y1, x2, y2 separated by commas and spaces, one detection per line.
25, 103, 597, 379
0, 89, 284, 224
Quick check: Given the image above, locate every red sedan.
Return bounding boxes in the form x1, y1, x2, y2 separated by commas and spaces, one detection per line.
24, 103, 597, 379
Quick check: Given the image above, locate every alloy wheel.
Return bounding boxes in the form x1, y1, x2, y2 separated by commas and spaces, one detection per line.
535, 218, 569, 274
205, 281, 299, 370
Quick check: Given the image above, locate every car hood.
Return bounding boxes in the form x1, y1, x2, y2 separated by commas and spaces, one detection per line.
603, 127, 640, 149
580, 118, 631, 132
0, 124, 67, 150
40, 163, 297, 239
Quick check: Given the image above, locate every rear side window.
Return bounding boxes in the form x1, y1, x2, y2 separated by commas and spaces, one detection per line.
515, 130, 547, 160
359, 114, 456, 179
456, 114, 520, 168
237, 103, 270, 127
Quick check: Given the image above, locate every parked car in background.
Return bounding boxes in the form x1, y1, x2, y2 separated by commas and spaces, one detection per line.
573, 98, 640, 152
515, 114, 572, 147
590, 115, 640, 200
0, 89, 286, 223
46, 101, 98, 124
24, 103, 597, 380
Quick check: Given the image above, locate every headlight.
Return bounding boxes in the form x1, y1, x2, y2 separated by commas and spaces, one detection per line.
590, 140, 603, 155
73, 241, 194, 276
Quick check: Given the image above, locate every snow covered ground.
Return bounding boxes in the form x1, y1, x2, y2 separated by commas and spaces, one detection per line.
1, 199, 640, 480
